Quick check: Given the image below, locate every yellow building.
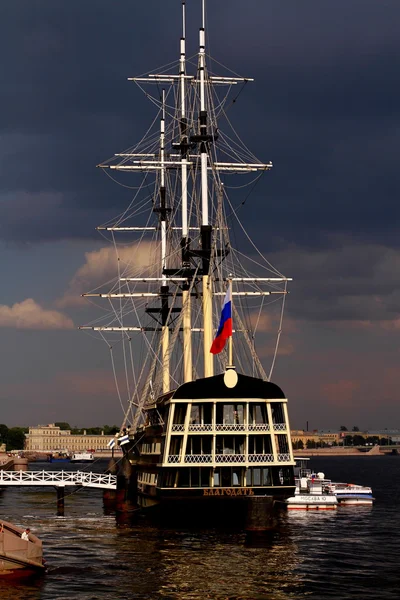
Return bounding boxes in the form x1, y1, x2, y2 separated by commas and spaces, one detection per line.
25, 424, 110, 453
291, 430, 342, 447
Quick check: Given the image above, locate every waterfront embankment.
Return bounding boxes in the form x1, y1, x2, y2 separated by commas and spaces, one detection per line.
294, 445, 384, 457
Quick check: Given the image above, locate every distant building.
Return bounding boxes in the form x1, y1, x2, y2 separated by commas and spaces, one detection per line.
291, 429, 398, 447
24, 424, 400, 454
291, 430, 341, 446
25, 424, 111, 453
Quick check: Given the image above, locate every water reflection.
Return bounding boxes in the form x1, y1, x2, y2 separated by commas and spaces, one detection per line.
0, 573, 45, 600
109, 526, 305, 600
0, 458, 397, 599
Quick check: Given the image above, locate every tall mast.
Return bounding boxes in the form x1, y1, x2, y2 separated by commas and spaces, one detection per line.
180, 1, 188, 240
160, 90, 170, 393
82, 0, 284, 406
199, 0, 214, 378
180, 1, 193, 383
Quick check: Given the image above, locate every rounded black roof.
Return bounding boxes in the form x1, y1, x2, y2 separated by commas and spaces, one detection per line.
172, 372, 286, 400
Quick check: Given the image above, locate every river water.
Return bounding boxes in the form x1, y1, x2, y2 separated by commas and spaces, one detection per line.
0, 456, 399, 599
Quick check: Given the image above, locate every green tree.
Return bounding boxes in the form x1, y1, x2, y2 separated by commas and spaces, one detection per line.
379, 436, 392, 445
293, 440, 304, 450
55, 422, 71, 430
0, 423, 9, 443
340, 425, 348, 431
103, 425, 119, 435
6, 428, 26, 451
86, 427, 102, 435
352, 435, 366, 446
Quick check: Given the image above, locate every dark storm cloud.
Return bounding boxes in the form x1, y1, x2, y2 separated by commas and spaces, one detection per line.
1, 0, 400, 247
268, 240, 400, 324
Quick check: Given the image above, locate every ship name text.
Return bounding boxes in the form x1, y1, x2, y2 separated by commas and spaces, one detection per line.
203, 488, 254, 496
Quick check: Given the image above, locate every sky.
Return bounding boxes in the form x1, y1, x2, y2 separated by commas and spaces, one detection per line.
1, 0, 400, 430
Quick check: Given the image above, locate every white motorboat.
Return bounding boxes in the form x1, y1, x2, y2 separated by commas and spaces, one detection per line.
325, 483, 375, 506
285, 471, 338, 510
70, 452, 94, 463
286, 458, 375, 509
286, 494, 338, 510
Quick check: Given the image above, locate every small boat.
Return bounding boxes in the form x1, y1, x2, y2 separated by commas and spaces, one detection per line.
0, 520, 45, 575
70, 452, 94, 463
286, 494, 338, 510
285, 472, 338, 510
48, 452, 70, 463
285, 458, 375, 509
325, 482, 375, 506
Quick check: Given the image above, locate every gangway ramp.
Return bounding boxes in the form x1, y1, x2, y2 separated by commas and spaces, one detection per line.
0, 470, 116, 490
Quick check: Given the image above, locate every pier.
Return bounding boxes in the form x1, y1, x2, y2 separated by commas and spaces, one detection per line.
0, 470, 117, 516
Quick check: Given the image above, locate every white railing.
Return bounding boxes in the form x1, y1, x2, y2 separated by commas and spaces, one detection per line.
273, 423, 286, 431
167, 455, 181, 463
166, 453, 290, 465
248, 424, 270, 431
171, 424, 185, 432
188, 424, 213, 432
215, 454, 245, 463
277, 453, 291, 462
173, 423, 274, 432
215, 424, 246, 432
184, 454, 213, 463
0, 470, 116, 490
248, 454, 274, 463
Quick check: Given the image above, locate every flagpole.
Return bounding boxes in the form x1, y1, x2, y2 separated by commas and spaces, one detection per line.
228, 278, 233, 368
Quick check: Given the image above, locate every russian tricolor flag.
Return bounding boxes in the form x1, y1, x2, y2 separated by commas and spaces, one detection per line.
210, 287, 232, 354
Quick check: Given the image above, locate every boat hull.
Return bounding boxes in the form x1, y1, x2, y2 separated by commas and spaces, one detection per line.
70, 453, 94, 463
113, 474, 295, 529
0, 555, 44, 575
337, 496, 374, 506
286, 494, 338, 510
0, 520, 44, 576
328, 484, 375, 506
124, 490, 291, 530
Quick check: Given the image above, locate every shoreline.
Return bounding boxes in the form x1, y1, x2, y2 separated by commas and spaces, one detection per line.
293, 447, 393, 457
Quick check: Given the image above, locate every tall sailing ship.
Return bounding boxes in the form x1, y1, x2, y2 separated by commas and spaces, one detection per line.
81, 1, 296, 528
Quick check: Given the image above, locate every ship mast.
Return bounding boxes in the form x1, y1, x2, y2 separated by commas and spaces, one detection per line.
160, 90, 170, 393
80, 0, 290, 420
180, 1, 193, 384
198, 0, 213, 378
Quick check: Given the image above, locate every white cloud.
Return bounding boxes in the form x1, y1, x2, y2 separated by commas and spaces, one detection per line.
58, 241, 157, 307
0, 298, 74, 329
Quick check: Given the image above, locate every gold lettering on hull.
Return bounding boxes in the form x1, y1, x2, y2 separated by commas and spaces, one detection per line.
203, 488, 254, 496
